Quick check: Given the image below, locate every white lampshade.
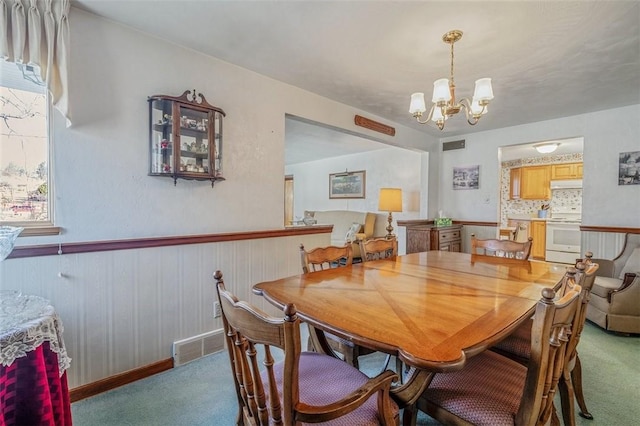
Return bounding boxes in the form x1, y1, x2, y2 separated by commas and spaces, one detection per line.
473, 78, 494, 102
431, 105, 447, 123
534, 143, 559, 154
409, 93, 427, 114
432, 78, 451, 103
470, 98, 488, 116
378, 188, 403, 212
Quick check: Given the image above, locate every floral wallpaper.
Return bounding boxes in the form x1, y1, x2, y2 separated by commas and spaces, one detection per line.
500, 153, 583, 226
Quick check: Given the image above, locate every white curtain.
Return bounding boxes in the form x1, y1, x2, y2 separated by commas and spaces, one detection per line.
1, 0, 71, 126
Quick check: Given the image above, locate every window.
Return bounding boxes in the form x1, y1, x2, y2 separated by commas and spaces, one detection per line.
1, 61, 55, 232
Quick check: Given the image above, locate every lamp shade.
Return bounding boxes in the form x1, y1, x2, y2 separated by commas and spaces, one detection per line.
409, 92, 427, 114
378, 188, 403, 212
473, 78, 494, 102
432, 78, 451, 104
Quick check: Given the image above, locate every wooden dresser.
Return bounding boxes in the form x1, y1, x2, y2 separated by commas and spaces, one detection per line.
401, 222, 463, 254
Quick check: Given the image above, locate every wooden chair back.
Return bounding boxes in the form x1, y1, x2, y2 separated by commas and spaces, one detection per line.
471, 233, 532, 259
517, 286, 582, 425
299, 243, 353, 274
214, 271, 399, 425
358, 237, 398, 262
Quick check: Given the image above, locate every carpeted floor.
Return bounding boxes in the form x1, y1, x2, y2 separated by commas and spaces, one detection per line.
72, 321, 639, 425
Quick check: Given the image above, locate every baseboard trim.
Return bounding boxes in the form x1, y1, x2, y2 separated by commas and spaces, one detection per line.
70, 358, 174, 403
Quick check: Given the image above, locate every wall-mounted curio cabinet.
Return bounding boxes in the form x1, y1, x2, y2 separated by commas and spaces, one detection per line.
148, 90, 226, 186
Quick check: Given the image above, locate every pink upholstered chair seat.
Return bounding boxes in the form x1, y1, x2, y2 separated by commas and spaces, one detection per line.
264, 351, 399, 425
422, 350, 526, 426
492, 319, 532, 361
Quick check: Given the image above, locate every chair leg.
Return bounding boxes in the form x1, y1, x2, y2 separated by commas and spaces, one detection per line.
558, 369, 576, 426
572, 354, 594, 420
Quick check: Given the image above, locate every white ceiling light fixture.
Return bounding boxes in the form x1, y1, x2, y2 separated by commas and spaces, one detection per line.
409, 30, 494, 131
534, 143, 560, 154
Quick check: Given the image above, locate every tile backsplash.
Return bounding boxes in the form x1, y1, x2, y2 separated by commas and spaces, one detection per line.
500, 153, 583, 226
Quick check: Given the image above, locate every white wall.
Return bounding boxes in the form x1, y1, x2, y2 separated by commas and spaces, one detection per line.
437, 105, 640, 228
0, 9, 431, 388
285, 147, 424, 253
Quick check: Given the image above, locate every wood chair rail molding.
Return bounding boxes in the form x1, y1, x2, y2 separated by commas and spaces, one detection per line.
7, 226, 333, 259
397, 220, 640, 234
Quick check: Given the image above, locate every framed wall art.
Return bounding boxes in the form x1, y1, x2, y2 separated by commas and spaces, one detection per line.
619, 151, 639, 185
329, 170, 366, 199
453, 165, 479, 190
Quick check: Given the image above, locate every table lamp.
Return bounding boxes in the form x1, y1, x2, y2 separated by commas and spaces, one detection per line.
378, 188, 402, 239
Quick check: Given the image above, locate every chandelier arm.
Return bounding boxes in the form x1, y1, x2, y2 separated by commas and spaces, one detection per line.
459, 98, 482, 126
414, 104, 438, 124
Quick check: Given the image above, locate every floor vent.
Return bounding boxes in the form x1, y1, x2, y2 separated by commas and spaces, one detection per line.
443, 139, 466, 151
173, 329, 225, 366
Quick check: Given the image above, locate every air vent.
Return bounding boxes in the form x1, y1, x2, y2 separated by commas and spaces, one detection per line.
173, 330, 225, 366
443, 139, 465, 151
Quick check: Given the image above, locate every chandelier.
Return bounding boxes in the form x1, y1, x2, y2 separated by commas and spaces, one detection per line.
409, 30, 494, 130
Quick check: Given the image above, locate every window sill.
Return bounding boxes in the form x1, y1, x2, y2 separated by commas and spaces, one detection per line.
6, 225, 62, 237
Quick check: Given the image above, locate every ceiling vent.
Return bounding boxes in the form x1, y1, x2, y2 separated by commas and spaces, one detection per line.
443, 139, 466, 151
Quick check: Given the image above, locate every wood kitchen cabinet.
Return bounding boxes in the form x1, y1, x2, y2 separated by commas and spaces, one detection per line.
551, 162, 583, 180
509, 168, 521, 199
530, 220, 547, 259
520, 165, 551, 200
403, 224, 462, 253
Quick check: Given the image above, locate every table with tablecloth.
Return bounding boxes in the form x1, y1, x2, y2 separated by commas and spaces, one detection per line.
0, 291, 72, 426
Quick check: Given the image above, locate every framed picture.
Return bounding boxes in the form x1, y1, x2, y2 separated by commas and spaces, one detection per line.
453, 165, 479, 190
329, 170, 366, 199
619, 151, 640, 185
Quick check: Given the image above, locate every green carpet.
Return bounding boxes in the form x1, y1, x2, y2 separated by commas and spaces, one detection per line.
72, 321, 639, 425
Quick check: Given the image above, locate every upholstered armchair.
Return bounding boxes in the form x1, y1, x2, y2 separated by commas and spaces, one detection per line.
586, 233, 640, 334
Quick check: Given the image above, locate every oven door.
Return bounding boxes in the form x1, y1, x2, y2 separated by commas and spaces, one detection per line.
546, 222, 581, 254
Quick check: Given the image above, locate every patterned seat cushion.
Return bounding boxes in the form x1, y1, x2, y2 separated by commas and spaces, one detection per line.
492, 319, 532, 360
422, 350, 526, 426
264, 351, 398, 425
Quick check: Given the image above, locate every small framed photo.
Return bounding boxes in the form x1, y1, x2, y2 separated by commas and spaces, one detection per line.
329, 170, 366, 199
619, 151, 640, 185
453, 165, 479, 190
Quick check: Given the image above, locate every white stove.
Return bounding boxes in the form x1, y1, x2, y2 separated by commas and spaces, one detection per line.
546, 206, 582, 264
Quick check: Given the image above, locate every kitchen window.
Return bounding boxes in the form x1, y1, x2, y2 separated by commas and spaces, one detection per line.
0, 61, 58, 235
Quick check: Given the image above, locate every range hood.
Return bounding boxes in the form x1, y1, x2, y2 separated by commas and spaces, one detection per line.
550, 179, 583, 189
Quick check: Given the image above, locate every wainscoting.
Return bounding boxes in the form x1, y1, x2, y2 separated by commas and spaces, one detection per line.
0, 229, 330, 390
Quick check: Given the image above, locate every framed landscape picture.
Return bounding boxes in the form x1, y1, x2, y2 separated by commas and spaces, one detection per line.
453, 165, 479, 190
329, 170, 366, 199
619, 151, 640, 185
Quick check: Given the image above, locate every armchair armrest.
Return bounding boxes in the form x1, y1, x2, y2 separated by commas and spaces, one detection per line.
590, 258, 615, 278
608, 273, 638, 303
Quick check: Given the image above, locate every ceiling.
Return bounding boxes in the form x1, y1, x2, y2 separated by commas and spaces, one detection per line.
73, 1, 640, 163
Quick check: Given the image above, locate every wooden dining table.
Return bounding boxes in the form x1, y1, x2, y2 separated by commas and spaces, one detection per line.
253, 250, 568, 424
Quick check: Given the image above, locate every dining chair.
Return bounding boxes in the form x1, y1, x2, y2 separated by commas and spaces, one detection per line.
471, 233, 533, 259
417, 284, 582, 426
214, 271, 400, 425
358, 236, 398, 261
491, 259, 599, 425
299, 243, 376, 369
299, 243, 353, 273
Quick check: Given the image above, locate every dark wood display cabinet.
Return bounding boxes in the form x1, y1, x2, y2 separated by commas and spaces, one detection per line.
401, 222, 463, 253
148, 89, 226, 186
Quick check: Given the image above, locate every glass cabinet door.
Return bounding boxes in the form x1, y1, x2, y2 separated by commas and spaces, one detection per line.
177, 105, 211, 176
150, 99, 174, 175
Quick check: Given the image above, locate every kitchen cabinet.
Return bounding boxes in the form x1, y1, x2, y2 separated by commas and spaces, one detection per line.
530, 220, 547, 259
509, 168, 521, 199
520, 165, 551, 200
404, 224, 462, 253
551, 162, 583, 180
148, 90, 226, 186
